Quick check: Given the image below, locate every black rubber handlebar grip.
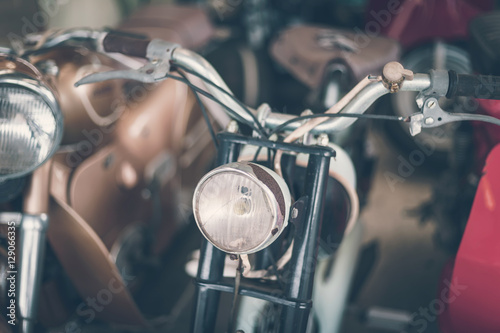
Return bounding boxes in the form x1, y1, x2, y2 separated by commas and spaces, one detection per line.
447, 70, 500, 99
102, 31, 151, 58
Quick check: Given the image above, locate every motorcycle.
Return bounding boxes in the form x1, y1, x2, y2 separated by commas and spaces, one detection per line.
178, 48, 500, 333
0, 26, 223, 332
0, 1, 302, 330
4, 23, 500, 333
37, 29, 500, 333
432, 10, 500, 333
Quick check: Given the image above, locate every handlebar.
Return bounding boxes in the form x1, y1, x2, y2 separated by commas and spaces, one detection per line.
102, 31, 150, 58
24, 28, 500, 136
173, 48, 433, 134
447, 71, 500, 99
264, 75, 431, 134
172, 48, 248, 125
92, 31, 500, 135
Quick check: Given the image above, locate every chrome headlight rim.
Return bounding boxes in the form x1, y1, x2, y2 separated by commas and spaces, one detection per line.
0, 70, 63, 181
193, 161, 291, 255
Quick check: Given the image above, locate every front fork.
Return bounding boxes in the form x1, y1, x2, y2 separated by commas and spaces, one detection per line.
18, 213, 49, 333
1, 161, 51, 333
191, 132, 334, 333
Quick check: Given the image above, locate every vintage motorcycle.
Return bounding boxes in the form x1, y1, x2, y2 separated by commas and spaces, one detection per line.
3, 26, 500, 333
178, 48, 500, 333
430, 11, 500, 333
50, 30, 500, 333
0, 24, 224, 333
0, 1, 295, 331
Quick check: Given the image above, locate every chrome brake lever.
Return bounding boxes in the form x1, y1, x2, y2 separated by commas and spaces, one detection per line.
74, 62, 164, 86
409, 96, 500, 136
74, 39, 179, 86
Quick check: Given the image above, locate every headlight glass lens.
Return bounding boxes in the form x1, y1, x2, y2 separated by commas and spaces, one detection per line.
0, 83, 61, 179
193, 162, 291, 254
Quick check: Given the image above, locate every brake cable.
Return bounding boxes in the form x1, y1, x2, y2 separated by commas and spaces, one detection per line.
228, 256, 244, 333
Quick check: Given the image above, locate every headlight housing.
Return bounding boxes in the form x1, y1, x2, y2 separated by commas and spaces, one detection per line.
193, 162, 291, 255
0, 54, 62, 181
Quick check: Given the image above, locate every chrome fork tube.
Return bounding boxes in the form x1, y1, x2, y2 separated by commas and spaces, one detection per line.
16, 160, 52, 333
18, 213, 49, 333
0, 211, 47, 333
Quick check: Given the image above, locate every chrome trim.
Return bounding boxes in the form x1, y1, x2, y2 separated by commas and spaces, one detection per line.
264, 74, 431, 134
0, 212, 22, 227
193, 162, 291, 255
22, 28, 106, 54
172, 47, 431, 135
0, 72, 63, 181
173, 48, 257, 124
18, 213, 49, 333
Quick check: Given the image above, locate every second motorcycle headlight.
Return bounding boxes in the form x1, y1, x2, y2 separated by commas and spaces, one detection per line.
0, 55, 62, 181
193, 162, 291, 255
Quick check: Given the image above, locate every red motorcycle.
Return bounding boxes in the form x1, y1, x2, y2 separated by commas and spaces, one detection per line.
438, 11, 500, 333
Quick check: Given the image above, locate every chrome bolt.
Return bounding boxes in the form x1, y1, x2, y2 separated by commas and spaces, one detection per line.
291, 207, 299, 219
426, 99, 436, 108
227, 120, 239, 133
37, 59, 59, 77
424, 117, 435, 125
317, 133, 329, 146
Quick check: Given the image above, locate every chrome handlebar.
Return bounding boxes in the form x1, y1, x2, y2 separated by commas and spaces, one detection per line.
174, 48, 434, 134
173, 48, 500, 135
21, 28, 500, 136
264, 75, 431, 134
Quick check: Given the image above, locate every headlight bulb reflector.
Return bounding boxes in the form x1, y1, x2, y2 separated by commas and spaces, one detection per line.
0, 55, 62, 181
193, 162, 291, 254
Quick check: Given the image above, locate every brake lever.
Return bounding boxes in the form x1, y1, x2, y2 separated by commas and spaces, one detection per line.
74, 62, 165, 86
408, 96, 500, 136
74, 39, 180, 87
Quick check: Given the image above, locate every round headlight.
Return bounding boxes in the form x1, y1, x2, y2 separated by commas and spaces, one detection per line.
0, 55, 62, 181
193, 162, 291, 254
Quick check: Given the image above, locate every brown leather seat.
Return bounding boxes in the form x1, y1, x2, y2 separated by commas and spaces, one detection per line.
271, 25, 401, 89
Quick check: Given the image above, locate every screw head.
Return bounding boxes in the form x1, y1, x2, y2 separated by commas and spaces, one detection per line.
424, 117, 435, 125
426, 99, 436, 108
317, 133, 329, 146
227, 120, 239, 133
